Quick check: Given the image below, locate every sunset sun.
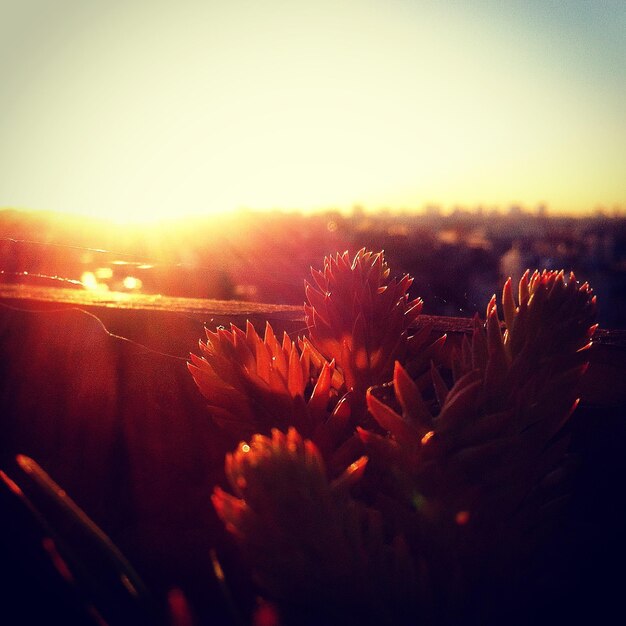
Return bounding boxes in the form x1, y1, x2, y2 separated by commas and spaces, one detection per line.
1, 0, 624, 222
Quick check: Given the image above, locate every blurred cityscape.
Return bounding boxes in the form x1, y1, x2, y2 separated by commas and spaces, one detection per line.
1, 205, 625, 328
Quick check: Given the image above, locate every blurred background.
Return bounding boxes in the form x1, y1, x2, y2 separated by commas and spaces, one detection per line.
1, 0, 625, 326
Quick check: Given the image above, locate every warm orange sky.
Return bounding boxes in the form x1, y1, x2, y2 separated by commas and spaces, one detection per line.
1, 0, 624, 222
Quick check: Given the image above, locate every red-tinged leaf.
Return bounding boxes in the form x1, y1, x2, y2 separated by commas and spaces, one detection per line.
287, 343, 305, 397
282, 331, 291, 353
230, 323, 247, 342
529, 269, 541, 294
356, 427, 401, 466
308, 361, 333, 417
509, 303, 531, 358
405, 297, 423, 323
303, 439, 326, 477
187, 359, 223, 393
267, 365, 288, 395
484, 314, 509, 395
327, 434, 365, 477
255, 336, 271, 384
502, 277, 517, 332
486, 305, 505, 355
427, 333, 447, 359
436, 379, 482, 434
398, 272, 414, 294
298, 342, 312, 382
232, 328, 256, 372
444, 369, 482, 408
211, 333, 237, 363
272, 345, 289, 383
305, 282, 329, 323
217, 326, 236, 346
366, 390, 419, 448
410, 334, 448, 377
263, 321, 279, 352
330, 456, 369, 492
485, 294, 497, 321
195, 351, 241, 390
334, 393, 353, 419
394, 361, 432, 431
284, 426, 304, 456
587, 323, 599, 339
188, 351, 209, 371
471, 314, 488, 372
310, 267, 327, 292
168, 587, 195, 626
341, 341, 357, 392
245, 320, 261, 344
197, 376, 251, 414
430, 361, 449, 408
519, 269, 530, 304
300, 337, 324, 370
212, 488, 247, 536
324, 395, 352, 442
407, 321, 435, 353
548, 270, 565, 300
225, 451, 249, 497
303, 303, 315, 327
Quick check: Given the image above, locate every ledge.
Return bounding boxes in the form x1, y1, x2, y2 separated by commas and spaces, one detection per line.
1, 284, 625, 622
2, 284, 625, 406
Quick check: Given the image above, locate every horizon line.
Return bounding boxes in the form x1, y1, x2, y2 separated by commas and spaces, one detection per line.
1, 202, 625, 224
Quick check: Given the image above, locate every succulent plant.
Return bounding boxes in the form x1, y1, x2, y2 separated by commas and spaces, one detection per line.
364, 269, 597, 612
212, 427, 427, 625
304, 249, 423, 394
188, 320, 318, 435
188, 319, 362, 475
190, 251, 598, 625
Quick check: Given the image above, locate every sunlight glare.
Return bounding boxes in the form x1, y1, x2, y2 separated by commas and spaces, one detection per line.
123, 276, 142, 290
81, 271, 108, 291
0, 1, 624, 220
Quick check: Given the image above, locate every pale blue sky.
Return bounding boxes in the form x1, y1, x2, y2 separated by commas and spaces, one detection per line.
1, 0, 624, 221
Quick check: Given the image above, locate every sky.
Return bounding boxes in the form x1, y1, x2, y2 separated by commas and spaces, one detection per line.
0, 0, 624, 222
